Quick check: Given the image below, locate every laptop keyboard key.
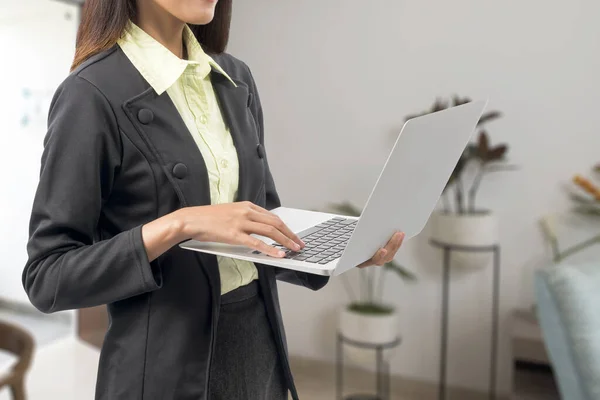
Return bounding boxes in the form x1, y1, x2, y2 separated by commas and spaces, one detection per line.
252, 217, 355, 261
298, 229, 320, 239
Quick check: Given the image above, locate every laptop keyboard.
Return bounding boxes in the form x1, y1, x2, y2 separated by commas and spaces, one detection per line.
252, 217, 357, 264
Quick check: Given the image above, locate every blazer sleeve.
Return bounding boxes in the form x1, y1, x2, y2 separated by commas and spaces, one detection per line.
244, 64, 329, 291
22, 75, 162, 314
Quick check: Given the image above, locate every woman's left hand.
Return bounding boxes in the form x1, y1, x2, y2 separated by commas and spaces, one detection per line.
357, 231, 405, 268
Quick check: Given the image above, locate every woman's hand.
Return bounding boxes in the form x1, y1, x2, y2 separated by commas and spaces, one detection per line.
357, 231, 405, 268
175, 201, 305, 258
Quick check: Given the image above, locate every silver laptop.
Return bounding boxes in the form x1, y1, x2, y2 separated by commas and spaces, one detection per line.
179, 100, 487, 276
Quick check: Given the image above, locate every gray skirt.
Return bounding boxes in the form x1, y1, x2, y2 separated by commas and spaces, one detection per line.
208, 280, 289, 400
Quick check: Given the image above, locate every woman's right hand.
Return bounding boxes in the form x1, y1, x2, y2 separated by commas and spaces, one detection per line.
176, 201, 305, 258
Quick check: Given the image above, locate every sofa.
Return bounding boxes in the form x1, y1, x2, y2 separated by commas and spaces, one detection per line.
535, 263, 600, 400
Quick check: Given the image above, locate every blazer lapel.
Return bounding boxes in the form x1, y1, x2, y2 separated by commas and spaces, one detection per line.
122, 67, 265, 305
123, 88, 211, 208
123, 88, 222, 301
124, 69, 265, 208
211, 72, 265, 203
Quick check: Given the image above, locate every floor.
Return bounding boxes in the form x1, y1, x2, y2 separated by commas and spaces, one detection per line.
0, 308, 560, 400
2, 337, 410, 400
0, 308, 92, 400
0, 307, 414, 400
0, 308, 71, 370
513, 368, 560, 400
0, 309, 72, 348
0, 336, 99, 400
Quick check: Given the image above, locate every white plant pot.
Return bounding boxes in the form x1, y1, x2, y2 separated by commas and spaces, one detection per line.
338, 307, 399, 365
430, 211, 499, 269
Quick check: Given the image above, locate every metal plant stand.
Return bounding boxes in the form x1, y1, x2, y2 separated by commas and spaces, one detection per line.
336, 333, 401, 400
429, 239, 501, 400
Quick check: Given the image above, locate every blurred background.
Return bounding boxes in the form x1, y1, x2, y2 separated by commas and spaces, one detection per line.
1, 0, 600, 399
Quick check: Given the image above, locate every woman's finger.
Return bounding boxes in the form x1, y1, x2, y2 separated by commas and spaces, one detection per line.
359, 248, 387, 268
239, 234, 286, 258
247, 202, 270, 214
248, 208, 304, 248
383, 232, 405, 261
244, 221, 302, 252
383, 231, 404, 251
239, 235, 285, 258
358, 248, 383, 268
375, 248, 388, 265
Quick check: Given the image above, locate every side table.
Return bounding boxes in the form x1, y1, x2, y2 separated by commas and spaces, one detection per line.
429, 240, 501, 400
336, 333, 401, 400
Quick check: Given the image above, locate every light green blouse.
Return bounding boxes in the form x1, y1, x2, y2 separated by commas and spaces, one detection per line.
117, 21, 258, 295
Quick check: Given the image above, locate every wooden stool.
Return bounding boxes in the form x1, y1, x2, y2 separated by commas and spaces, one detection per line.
0, 321, 35, 400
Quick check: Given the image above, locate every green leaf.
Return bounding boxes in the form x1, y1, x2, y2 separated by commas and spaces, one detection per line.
326, 202, 362, 217
569, 192, 599, 205
384, 261, 417, 282
477, 111, 503, 126
448, 149, 473, 183
347, 302, 394, 315
484, 164, 518, 173
573, 205, 600, 217
452, 95, 472, 106
478, 130, 490, 156
405, 97, 452, 122
431, 98, 449, 112
463, 143, 479, 160
486, 145, 508, 161
404, 111, 427, 122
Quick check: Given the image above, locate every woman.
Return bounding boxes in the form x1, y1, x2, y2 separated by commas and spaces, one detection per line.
23, 0, 405, 399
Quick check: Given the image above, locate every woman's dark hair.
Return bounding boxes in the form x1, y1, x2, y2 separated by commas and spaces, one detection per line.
71, 0, 232, 71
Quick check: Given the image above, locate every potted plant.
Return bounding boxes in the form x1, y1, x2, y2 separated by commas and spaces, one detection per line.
540, 164, 600, 263
327, 202, 417, 364
405, 96, 515, 268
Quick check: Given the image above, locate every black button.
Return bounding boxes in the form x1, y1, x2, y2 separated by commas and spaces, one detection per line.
172, 163, 188, 179
247, 93, 253, 108
256, 144, 265, 159
137, 109, 154, 124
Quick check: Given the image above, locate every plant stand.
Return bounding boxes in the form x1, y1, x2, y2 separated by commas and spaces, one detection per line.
336, 333, 401, 400
429, 240, 501, 400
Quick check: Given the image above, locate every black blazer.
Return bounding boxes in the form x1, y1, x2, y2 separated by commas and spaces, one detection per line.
23, 45, 329, 400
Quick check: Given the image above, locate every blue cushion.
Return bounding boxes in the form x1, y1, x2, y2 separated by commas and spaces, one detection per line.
535, 263, 600, 400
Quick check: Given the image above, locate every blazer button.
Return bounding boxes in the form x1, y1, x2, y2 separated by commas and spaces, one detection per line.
137, 109, 154, 124
172, 163, 188, 179
256, 144, 265, 159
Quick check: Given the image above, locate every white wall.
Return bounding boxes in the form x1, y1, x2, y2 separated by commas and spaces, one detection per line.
229, 0, 600, 394
0, 0, 78, 303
